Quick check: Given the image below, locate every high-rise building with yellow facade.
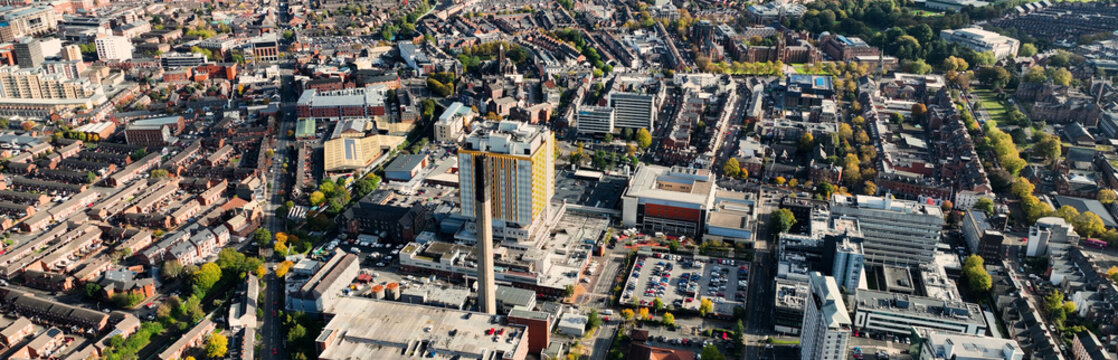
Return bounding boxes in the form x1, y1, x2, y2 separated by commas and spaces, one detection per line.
458, 121, 554, 243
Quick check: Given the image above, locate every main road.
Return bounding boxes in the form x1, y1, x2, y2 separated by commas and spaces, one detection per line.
259, 0, 298, 357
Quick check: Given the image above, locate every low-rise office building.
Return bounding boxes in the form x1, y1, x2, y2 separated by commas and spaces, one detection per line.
853, 289, 987, 336
576, 105, 615, 134
622, 165, 718, 238
939, 27, 1020, 60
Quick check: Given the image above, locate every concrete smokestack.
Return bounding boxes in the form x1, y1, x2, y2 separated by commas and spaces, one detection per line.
475, 155, 497, 314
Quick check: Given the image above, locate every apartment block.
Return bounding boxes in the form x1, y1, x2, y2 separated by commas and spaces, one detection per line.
95, 35, 133, 61
457, 121, 554, 242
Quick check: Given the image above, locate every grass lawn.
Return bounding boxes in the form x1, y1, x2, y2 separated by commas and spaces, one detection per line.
913, 9, 945, 17
973, 88, 1010, 124
792, 64, 828, 75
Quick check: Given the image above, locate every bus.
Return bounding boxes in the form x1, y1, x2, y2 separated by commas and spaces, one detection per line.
1084, 238, 1108, 249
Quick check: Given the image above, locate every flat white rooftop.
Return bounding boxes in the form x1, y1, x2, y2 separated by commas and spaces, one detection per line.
319, 298, 527, 360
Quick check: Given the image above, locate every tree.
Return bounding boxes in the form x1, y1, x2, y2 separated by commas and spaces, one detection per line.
1044, 290, 1064, 311
977, 66, 1011, 90
843, 154, 862, 185
838, 123, 853, 142
771, 208, 797, 235
635, 128, 652, 149
191, 263, 222, 294
798, 132, 814, 152
942, 56, 969, 72
586, 309, 603, 330
144, 168, 167, 180
733, 320, 746, 352
974, 51, 997, 66
83, 283, 102, 298
862, 181, 877, 195
1044, 290, 1068, 324
621, 308, 634, 321
603, 133, 614, 143
963, 255, 992, 293
189, 46, 213, 60
274, 241, 289, 256
901, 59, 932, 74
111, 292, 143, 307
1073, 212, 1106, 238
1034, 134, 1061, 163
911, 103, 928, 123
205, 334, 228, 358
275, 260, 294, 277
724, 158, 742, 178
816, 182, 837, 199
287, 324, 307, 344
326, 195, 346, 214
1099, 189, 1117, 205
309, 191, 325, 206
652, 297, 664, 312
1051, 67, 1073, 86
253, 228, 272, 247
254, 265, 266, 279
1053, 205, 1080, 225
638, 307, 650, 320
973, 198, 995, 216
162, 260, 184, 280
426, 78, 453, 97
662, 312, 675, 326
1011, 177, 1036, 198
1019, 43, 1037, 57
1024, 66, 1047, 83
319, 181, 336, 197
700, 344, 726, 360
187, 295, 206, 322
699, 298, 714, 316
1026, 199, 1054, 223
774, 176, 786, 185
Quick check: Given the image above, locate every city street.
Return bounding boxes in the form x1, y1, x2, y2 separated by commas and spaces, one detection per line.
742, 187, 785, 360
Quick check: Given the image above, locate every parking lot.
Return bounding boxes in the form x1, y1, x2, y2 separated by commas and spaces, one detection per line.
302, 236, 425, 297
620, 253, 748, 316
317, 234, 407, 268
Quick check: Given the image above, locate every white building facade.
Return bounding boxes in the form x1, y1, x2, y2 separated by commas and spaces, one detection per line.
801, 272, 852, 360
